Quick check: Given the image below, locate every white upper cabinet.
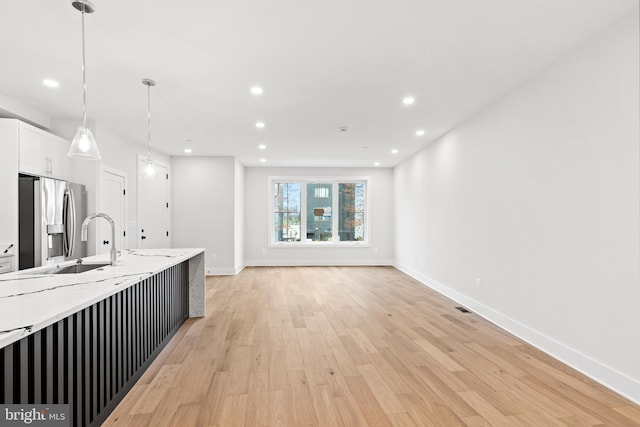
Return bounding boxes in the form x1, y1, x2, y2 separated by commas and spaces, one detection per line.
45, 134, 70, 180
17, 121, 70, 180
18, 125, 46, 175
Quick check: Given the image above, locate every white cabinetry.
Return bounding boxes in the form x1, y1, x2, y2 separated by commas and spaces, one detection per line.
45, 134, 71, 180
0, 118, 75, 270
17, 121, 70, 180
17, 125, 45, 175
0, 255, 14, 274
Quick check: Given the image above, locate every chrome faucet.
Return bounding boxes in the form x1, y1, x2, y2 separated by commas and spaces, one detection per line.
81, 213, 117, 266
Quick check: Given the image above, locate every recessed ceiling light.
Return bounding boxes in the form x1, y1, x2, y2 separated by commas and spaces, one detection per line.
258, 144, 267, 150
184, 148, 192, 154
416, 130, 425, 136
250, 86, 263, 95
402, 96, 415, 105
374, 162, 381, 166
43, 79, 59, 88
260, 158, 267, 163
255, 122, 265, 129
391, 149, 399, 154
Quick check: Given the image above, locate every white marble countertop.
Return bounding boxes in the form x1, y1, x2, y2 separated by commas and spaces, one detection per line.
0, 248, 204, 348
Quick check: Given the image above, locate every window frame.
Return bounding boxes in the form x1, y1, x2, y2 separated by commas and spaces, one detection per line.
268, 176, 371, 247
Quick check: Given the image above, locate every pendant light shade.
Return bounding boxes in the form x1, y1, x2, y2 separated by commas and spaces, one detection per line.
144, 159, 155, 177
68, 0, 101, 160
142, 78, 157, 178
69, 126, 100, 158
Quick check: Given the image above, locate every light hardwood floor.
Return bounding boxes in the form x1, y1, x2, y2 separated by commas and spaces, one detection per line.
104, 266, 640, 426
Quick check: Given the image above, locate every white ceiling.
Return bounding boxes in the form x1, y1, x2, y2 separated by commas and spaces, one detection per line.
0, 0, 637, 167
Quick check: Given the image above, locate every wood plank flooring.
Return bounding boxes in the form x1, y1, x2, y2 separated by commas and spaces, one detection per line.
103, 266, 640, 426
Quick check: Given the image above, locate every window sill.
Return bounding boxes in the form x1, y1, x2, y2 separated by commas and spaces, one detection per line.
268, 242, 371, 249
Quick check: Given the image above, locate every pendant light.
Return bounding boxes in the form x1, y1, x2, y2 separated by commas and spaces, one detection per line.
142, 78, 157, 177
67, 0, 101, 160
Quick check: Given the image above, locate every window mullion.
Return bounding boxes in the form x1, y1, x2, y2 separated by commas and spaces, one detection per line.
270, 179, 274, 243
301, 183, 307, 243
332, 182, 339, 242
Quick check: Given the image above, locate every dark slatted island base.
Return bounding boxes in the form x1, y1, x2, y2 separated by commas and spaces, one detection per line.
0, 248, 205, 427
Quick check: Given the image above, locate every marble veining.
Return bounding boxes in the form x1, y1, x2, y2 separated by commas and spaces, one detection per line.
0, 325, 33, 335
0, 248, 205, 348
125, 250, 181, 258
0, 272, 151, 299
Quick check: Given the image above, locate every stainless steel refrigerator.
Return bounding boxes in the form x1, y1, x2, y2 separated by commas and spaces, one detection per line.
18, 174, 87, 270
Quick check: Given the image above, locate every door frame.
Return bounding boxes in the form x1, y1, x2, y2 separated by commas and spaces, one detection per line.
99, 165, 128, 254
137, 154, 171, 248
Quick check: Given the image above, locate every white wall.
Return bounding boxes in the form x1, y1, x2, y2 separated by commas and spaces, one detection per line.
394, 11, 640, 403
0, 92, 50, 129
0, 120, 19, 263
245, 167, 394, 266
171, 157, 238, 274
50, 119, 170, 254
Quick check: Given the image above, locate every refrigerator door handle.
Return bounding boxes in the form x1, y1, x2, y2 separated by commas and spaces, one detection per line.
69, 188, 77, 257
34, 179, 42, 267
62, 190, 70, 256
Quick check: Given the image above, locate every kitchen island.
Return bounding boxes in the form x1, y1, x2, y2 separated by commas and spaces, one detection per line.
0, 248, 205, 427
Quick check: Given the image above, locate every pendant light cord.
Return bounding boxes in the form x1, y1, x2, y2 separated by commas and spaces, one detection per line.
81, 9, 87, 129
147, 84, 152, 162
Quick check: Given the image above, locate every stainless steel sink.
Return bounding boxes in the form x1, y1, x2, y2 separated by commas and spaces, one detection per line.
49, 263, 110, 274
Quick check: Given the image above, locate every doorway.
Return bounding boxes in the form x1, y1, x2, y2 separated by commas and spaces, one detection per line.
99, 166, 127, 255
138, 156, 170, 249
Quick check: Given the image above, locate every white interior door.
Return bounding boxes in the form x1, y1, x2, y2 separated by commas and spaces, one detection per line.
99, 168, 126, 254
138, 159, 170, 248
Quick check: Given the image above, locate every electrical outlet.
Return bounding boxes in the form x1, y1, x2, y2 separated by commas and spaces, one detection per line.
476, 278, 481, 287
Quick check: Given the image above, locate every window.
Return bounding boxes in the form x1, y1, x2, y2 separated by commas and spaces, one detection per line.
271, 177, 368, 245
307, 183, 332, 241
273, 182, 301, 242
338, 183, 365, 242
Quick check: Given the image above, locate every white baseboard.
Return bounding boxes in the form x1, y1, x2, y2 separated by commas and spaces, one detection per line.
205, 264, 246, 276
205, 260, 393, 275
205, 267, 237, 276
209, 260, 393, 274
245, 258, 394, 267
394, 262, 640, 405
